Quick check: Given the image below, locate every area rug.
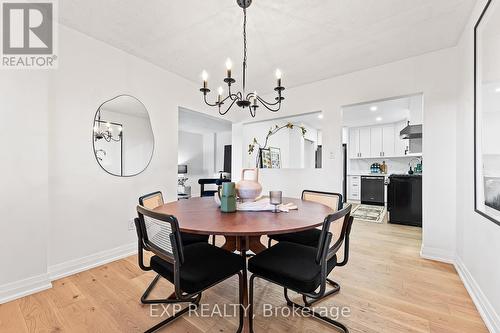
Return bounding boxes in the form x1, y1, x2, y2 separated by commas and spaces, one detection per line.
351, 204, 386, 223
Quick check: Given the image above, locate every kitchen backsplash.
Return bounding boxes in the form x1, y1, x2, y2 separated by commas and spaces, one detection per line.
348, 156, 421, 175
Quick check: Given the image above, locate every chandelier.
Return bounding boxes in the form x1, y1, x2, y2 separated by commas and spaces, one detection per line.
93, 111, 122, 142
199, 0, 285, 118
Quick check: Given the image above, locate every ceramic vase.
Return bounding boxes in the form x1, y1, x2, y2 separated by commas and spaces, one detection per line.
236, 168, 262, 202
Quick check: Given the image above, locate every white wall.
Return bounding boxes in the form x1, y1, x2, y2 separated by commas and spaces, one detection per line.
215, 131, 232, 173
455, 0, 500, 331
0, 24, 221, 302
47, 26, 216, 268
0, 71, 50, 299
178, 130, 204, 196
233, 47, 459, 263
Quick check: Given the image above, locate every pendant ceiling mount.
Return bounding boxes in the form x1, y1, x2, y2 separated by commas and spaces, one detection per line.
237, 0, 252, 9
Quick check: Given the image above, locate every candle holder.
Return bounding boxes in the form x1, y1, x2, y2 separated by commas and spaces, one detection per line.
269, 191, 282, 213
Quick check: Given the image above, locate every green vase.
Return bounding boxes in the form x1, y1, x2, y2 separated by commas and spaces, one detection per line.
220, 182, 236, 213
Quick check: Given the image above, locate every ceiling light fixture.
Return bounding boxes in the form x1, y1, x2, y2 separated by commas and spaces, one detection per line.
376, 117, 382, 122
370, 106, 378, 111
199, 0, 284, 118
318, 114, 324, 119
495, 87, 500, 92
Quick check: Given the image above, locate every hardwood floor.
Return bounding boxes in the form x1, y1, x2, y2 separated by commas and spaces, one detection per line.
0, 220, 489, 333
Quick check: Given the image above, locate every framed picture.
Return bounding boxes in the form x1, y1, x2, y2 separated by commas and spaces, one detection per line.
269, 147, 281, 169
259, 148, 272, 168
474, 0, 500, 226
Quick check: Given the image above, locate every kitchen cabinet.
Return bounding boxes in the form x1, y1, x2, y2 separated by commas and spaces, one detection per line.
348, 127, 370, 158
370, 125, 395, 157
348, 175, 361, 201
349, 122, 409, 159
370, 127, 383, 157
348, 128, 359, 159
382, 125, 395, 157
359, 128, 371, 158
349, 127, 370, 158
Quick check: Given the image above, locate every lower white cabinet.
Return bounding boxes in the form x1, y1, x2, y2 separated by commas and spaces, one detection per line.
348, 176, 361, 201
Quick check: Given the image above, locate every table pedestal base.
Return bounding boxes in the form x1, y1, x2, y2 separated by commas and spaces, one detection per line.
221, 235, 266, 333
221, 235, 267, 254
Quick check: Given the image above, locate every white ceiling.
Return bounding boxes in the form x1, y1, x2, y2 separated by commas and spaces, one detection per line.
342, 96, 412, 127
60, 0, 475, 94
179, 107, 232, 134
287, 112, 324, 130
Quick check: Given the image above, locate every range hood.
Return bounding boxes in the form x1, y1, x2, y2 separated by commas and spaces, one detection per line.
400, 121, 422, 139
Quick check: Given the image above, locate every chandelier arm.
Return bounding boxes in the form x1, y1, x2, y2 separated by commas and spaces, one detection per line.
228, 85, 235, 100
219, 98, 238, 116
203, 94, 220, 107
256, 95, 281, 107
227, 86, 240, 101
256, 96, 281, 112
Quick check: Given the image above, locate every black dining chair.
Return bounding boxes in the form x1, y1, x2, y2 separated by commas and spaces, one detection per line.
139, 191, 212, 246
248, 205, 353, 333
268, 190, 343, 248
135, 205, 245, 333
198, 178, 231, 197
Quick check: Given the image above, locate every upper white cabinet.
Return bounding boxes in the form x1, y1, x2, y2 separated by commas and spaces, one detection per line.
370, 127, 383, 157
359, 127, 371, 158
349, 122, 408, 159
370, 125, 395, 157
382, 125, 395, 157
348, 128, 359, 158
349, 127, 371, 158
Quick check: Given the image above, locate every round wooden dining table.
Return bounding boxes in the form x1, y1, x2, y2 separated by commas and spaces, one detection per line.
154, 196, 333, 332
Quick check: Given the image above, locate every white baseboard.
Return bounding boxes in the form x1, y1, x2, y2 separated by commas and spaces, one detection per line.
0, 242, 136, 304
455, 257, 500, 333
420, 245, 456, 264
48, 242, 136, 281
0, 273, 52, 304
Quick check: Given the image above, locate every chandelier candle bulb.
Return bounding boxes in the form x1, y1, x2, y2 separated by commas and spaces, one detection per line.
276, 69, 282, 87
226, 58, 232, 78
202, 70, 208, 89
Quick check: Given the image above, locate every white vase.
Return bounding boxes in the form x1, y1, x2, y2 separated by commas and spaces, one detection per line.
236, 168, 262, 202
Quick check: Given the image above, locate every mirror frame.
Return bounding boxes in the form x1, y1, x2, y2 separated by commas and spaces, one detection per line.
92, 94, 155, 177
474, 0, 500, 227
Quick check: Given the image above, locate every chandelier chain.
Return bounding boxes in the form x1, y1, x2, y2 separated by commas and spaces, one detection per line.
243, 5, 247, 94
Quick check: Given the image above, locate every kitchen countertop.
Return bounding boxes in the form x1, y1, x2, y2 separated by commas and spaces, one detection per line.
348, 172, 393, 177
348, 172, 423, 177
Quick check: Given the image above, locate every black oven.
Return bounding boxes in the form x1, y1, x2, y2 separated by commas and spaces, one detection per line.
361, 176, 385, 206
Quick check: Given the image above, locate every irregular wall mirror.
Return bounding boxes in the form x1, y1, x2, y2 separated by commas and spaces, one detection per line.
93, 95, 154, 177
